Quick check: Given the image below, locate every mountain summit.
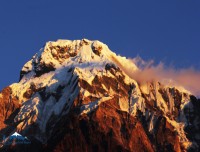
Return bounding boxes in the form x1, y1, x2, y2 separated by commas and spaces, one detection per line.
0, 39, 200, 152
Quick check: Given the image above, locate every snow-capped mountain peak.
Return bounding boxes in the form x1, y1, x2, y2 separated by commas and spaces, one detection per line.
20, 39, 138, 80
0, 39, 199, 151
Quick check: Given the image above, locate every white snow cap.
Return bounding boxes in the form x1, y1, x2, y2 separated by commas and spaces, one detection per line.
11, 132, 22, 137
20, 39, 138, 77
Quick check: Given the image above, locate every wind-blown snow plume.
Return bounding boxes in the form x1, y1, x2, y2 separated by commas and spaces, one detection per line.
123, 56, 200, 96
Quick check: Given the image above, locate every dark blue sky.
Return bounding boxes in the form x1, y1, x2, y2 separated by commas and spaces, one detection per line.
0, 0, 200, 90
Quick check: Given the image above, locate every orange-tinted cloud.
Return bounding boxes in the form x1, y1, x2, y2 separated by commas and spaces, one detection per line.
125, 56, 200, 96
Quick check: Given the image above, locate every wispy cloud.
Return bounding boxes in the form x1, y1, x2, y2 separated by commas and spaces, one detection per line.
124, 56, 200, 96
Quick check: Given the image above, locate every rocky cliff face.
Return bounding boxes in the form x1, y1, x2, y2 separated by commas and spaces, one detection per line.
0, 39, 199, 152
